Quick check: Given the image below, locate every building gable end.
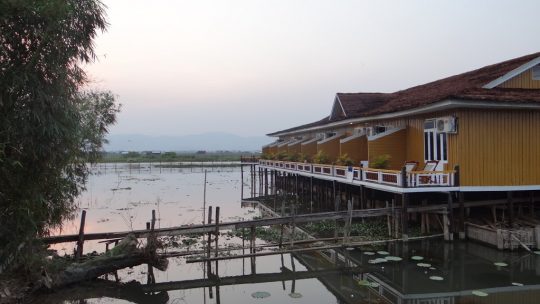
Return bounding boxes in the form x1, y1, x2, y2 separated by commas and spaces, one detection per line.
483, 56, 540, 89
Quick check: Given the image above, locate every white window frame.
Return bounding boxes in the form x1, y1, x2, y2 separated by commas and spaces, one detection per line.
424, 119, 448, 164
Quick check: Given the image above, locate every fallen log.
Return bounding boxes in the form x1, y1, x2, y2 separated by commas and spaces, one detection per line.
41, 234, 168, 290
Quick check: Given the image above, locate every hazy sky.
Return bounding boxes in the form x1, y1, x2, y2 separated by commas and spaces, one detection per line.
85, 0, 540, 137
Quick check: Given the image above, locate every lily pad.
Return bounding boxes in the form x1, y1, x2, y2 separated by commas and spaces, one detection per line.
358, 279, 371, 286
429, 267, 436, 270
411, 256, 424, 261
288, 292, 303, 298
251, 291, 271, 299
368, 258, 387, 264
385, 256, 403, 261
417, 263, 431, 268
511, 282, 524, 286
533, 251, 540, 255
363, 251, 375, 256
377, 251, 389, 255
494, 262, 508, 267
472, 290, 488, 297
358, 280, 380, 288
429, 276, 444, 281
346, 247, 355, 251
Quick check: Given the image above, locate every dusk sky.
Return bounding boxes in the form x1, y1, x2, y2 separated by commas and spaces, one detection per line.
85, 0, 540, 137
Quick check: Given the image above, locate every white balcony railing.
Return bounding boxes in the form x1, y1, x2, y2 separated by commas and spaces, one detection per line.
258, 160, 455, 188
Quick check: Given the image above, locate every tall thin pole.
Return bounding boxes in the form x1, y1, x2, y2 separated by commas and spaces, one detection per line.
203, 170, 207, 225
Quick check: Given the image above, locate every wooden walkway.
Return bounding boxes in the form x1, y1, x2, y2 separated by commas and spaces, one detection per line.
43, 207, 395, 244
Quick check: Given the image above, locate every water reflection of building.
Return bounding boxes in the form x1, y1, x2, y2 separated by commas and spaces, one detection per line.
295, 239, 540, 304
254, 52, 540, 247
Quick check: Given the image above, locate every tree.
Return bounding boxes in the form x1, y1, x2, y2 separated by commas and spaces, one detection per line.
0, 0, 119, 271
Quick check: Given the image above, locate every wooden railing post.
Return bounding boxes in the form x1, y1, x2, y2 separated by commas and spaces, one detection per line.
401, 166, 407, 188
453, 165, 460, 186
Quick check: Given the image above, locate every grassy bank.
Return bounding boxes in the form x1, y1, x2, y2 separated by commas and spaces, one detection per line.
98, 151, 260, 163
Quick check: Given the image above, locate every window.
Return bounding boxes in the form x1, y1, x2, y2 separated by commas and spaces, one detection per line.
424, 119, 448, 162
325, 132, 336, 138
533, 64, 540, 80
373, 125, 387, 135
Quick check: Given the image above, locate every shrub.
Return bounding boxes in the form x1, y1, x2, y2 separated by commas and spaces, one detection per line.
313, 150, 330, 164
370, 154, 391, 169
286, 152, 300, 162
275, 151, 288, 161
335, 153, 354, 166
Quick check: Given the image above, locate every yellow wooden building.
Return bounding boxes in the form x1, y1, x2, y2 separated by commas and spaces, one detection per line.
262, 52, 540, 190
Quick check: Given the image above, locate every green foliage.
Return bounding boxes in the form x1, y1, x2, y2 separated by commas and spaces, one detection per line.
0, 0, 119, 271
304, 220, 387, 239
312, 150, 330, 164
123, 151, 141, 159
275, 151, 288, 161
286, 152, 300, 162
370, 154, 391, 169
298, 153, 310, 163
335, 153, 354, 166
261, 153, 272, 160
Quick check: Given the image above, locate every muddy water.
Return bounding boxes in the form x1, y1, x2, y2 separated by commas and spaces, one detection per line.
42, 163, 344, 304
40, 164, 540, 304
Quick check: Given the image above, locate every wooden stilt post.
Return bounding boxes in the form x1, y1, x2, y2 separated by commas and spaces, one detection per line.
421, 200, 426, 234
343, 200, 353, 245
250, 225, 256, 274
387, 200, 392, 237
402, 194, 409, 241
240, 165, 244, 200
206, 206, 213, 277
447, 193, 454, 241
508, 191, 515, 228
290, 204, 296, 248
459, 192, 465, 239
250, 226, 256, 253
203, 170, 207, 225
214, 207, 220, 276
443, 208, 450, 241
333, 181, 339, 242
76, 210, 87, 260
531, 191, 535, 217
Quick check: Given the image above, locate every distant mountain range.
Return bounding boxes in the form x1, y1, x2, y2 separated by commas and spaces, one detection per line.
104, 133, 271, 152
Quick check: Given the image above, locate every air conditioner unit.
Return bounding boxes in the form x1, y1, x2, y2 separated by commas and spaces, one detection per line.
353, 128, 364, 136
436, 117, 457, 133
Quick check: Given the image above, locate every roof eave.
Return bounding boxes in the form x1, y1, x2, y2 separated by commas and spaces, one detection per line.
268, 99, 540, 137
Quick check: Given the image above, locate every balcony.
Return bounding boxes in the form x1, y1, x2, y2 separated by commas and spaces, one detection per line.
259, 159, 456, 189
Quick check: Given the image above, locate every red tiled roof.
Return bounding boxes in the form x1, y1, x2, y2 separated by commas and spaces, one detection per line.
268, 52, 540, 136
337, 93, 392, 117
367, 52, 540, 115
453, 88, 540, 104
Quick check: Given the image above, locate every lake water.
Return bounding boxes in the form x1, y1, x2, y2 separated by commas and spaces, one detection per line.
37, 163, 540, 304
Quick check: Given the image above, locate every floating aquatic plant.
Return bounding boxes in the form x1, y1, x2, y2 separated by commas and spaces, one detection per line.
411, 256, 424, 261
472, 290, 488, 297
494, 262, 508, 267
358, 280, 380, 288
512, 282, 524, 286
251, 291, 271, 299
368, 258, 387, 264
377, 251, 389, 255
385, 256, 402, 261
429, 276, 444, 281
288, 292, 302, 298
363, 251, 375, 256
417, 263, 431, 268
